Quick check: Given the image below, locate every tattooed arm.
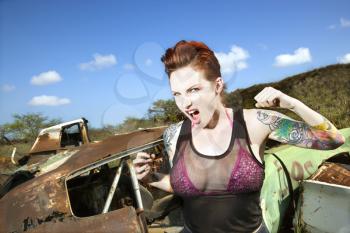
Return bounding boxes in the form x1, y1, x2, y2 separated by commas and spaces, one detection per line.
253, 87, 345, 150
257, 110, 344, 150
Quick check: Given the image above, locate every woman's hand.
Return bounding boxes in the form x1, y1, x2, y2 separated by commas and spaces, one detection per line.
254, 86, 297, 110
133, 152, 155, 182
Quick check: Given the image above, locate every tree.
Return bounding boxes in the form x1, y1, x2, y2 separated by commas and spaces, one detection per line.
148, 99, 185, 124
3, 113, 61, 143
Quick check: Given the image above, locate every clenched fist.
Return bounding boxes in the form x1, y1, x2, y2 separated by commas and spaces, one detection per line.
254, 86, 297, 110
133, 152, 155, 182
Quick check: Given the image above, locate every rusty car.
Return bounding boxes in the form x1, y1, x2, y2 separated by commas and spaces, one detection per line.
0, 124, 184, 233
0, 118, 92, 192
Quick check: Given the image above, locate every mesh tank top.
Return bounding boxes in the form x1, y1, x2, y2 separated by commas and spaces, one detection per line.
170, 108, 265, 233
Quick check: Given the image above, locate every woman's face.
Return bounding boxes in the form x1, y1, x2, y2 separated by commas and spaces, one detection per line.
170, 65, 222, 128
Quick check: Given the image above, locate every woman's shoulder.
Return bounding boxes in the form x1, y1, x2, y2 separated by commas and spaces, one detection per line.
241, 108, 278, 144
242, 108, 257, 118
241, 108, 270, 133
163, 121, 183, 165
242, 108, 293, 123
242, 108, 276, 120
163, 121, 183, 146
241, 108, 271, 127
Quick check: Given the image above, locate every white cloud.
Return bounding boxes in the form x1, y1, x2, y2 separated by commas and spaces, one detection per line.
79, 53, 117, 71
274, 47, 312, 67
338, 53, 350, 64
31, 70, 62, 86
214, 45, 250, 76
145, 59, 153, 66
123, 63, 135, 70
1, 84, 16, 92
29, 95, 71, 106
340, 18, 350, 28
328, 18, 350, 30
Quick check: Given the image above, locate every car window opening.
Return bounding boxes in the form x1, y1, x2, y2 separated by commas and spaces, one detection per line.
66, 142, 176, 221
61, 123, 83, 148
67, 160, 137, 217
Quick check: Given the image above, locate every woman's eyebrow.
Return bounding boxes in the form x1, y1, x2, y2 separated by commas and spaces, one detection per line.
186, 84, 201, 91
171, 84, 200, 94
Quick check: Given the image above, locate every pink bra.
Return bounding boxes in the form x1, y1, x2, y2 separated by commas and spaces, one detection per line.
170, 108, 264, 197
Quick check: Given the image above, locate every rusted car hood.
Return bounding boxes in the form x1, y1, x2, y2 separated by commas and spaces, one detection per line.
0, 126, 166, 233
60, 126, 166, 173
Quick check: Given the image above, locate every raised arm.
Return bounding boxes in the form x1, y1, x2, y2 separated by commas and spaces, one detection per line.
254, 87, 345, 150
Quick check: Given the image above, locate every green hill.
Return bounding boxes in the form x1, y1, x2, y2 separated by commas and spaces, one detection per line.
225, 63, 350, 128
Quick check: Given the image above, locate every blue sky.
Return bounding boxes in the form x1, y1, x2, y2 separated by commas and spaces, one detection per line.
1, 0, 349, 128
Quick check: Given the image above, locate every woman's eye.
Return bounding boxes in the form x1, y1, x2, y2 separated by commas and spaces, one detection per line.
189, 88, 199, 93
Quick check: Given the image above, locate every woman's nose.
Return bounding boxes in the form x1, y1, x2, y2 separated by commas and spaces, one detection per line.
181, 95, 192, 108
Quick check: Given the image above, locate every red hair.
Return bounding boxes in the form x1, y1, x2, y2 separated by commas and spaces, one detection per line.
161, 40, 221, 82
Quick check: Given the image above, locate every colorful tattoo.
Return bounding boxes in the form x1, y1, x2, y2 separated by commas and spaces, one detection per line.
257, 110, 344, 150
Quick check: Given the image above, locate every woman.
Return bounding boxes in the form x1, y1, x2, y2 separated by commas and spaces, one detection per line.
133, 40, 345, 233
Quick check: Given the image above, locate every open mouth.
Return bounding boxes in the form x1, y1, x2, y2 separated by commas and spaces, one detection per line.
187, 109, 200, 124
188, 109, 199, 117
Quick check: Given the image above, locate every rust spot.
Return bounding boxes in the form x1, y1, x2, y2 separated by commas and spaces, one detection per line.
23, 211, 65, 232
310, 162, 350, 186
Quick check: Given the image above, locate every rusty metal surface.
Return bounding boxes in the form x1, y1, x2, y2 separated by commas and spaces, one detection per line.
0, 127, 166, 233
29, 132, 61, 155
80, 123, 90, 144
0, 202, 143, 233
0, 170, 69, 233
0, 158, 146, 233
60, 127, 166, 174
310, 162, 350, 186
24, 207, 144, 233
29, 118, 88, 155
27, 152, 59, 166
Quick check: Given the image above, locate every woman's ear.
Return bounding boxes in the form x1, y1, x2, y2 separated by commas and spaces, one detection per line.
215, 77, 224, 94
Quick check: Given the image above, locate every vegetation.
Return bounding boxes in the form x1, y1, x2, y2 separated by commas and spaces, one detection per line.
114, 63, 350, 131
224, 63, 350, 129
0, 63, 349, 157
88, 124, 118, 142
1, 113, 61, 143
114, 99, 186, 134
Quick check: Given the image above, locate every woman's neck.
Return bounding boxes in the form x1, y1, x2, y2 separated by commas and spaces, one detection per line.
202, 104, 228, 130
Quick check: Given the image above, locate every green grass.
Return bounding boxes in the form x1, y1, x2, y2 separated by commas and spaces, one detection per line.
0, 143, 32, 172
0, 143, 32, 158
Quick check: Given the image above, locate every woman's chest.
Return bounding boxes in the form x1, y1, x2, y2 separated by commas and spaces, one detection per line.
191, 128, 233, 156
